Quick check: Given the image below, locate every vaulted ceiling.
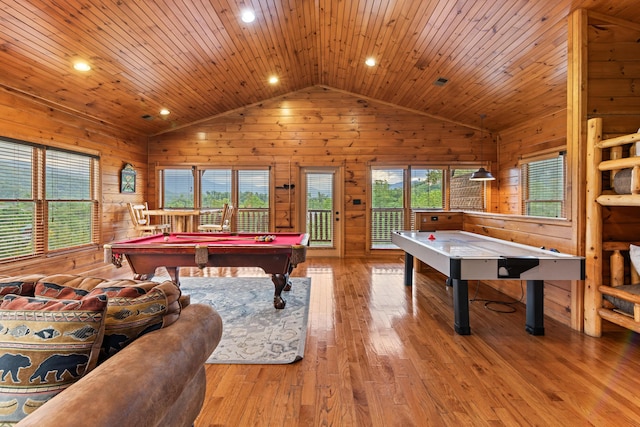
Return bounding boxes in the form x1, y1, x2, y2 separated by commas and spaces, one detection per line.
1, 0, 639, 136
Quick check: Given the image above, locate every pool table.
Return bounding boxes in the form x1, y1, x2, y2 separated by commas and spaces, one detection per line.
104, 232, 309, 309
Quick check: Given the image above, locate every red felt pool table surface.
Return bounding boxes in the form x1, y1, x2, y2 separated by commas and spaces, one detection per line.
104, 232, 309, 308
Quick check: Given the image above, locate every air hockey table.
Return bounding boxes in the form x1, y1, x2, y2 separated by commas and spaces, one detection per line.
391, 230, 585, 335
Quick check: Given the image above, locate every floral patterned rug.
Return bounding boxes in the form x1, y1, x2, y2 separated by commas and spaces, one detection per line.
178, 276, 311, 364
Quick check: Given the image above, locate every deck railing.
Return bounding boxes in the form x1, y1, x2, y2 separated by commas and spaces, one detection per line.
199, 208, 270, 232
371, 208, 404, 247
237, 209, 270, 232
200, 207, 404, 248
307, 209, 332, 245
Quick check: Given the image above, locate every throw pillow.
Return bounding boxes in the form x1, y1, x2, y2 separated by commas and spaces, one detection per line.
34, 279, 181, 360
93, 280, 181, 360
630, 244, 640, 275
0, 275, 46, 297
0, 294, 107, 424
34, 274, 110, 297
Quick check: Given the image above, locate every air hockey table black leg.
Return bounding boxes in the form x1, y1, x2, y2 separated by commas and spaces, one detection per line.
404, 252, 414, 286
451, 278, 471, 335
525, 279, 545, 335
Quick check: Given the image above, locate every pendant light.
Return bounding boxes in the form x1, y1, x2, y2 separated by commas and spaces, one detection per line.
470, 114, 495, 181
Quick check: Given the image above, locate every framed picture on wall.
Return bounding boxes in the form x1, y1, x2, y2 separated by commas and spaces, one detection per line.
120, 163, 136, 193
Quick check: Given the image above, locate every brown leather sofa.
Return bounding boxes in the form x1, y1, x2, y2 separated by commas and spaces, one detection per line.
15, 300, 222, 427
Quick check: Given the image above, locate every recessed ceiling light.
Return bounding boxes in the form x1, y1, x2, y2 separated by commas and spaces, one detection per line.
159, 108, 170, 116
241, 10, 255, 23
268, 76, 279, 85
73, 61, 91, 72
365, 57, 376, 67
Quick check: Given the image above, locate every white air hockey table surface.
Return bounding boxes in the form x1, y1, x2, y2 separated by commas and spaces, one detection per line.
392, 230, 585, 335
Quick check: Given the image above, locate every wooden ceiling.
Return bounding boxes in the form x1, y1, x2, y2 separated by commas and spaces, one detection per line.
1, 0, 639, 136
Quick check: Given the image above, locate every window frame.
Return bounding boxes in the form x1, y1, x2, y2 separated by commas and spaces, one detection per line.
157, 164, 273, 232
368, 163, 488, 249
0, 137, 100, 263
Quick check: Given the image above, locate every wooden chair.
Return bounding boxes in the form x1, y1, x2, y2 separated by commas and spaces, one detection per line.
127, 202, 170, 235
198, 204, 234, 232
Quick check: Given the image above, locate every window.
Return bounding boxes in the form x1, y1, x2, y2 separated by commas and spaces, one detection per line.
371, 168, 405, 248
159, 166, 271, 232
160, 168, 195, 208
450, 168, 485, 211
521, 152, 565, 218
411, 169, 444, 209
201, 169, 231, 208
370, 165, 486, 248
237, 169, 270, 232
0, 138, 100, 261
305, 171, 334, 247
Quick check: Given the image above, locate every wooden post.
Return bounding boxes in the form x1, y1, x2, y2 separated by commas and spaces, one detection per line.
610, 250, 624, 287
584, 117, 603, 337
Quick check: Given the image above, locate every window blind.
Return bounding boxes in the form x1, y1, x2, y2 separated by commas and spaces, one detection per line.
45, 149, 97, 251
0, 141, 36, 259
450, 168, 485, 211
163, 169, 194, 208
0, 139, 99, 260
521, 154, 565, 218
200, 169, 231, 208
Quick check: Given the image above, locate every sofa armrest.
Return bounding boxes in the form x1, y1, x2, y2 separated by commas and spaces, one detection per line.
17, 303, 222, 427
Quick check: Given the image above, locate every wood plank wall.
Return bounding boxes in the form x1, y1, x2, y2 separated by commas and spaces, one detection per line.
496, 110, 568, 215
147, 85, 496, 256
464, 110, 575, 327
587, 12, 640, 135
585, 12, 640, 286
0, 87, 146, 278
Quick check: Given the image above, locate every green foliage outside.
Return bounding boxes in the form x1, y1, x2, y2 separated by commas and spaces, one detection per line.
411, 170, 444, 209
0, 201, 93, 259
0, 202, 35, 258
185, 190, 270, 209
372, 169, 444, 209
307, 192, 332, 210
372, 180, 403, 208
48, 202, 92, 250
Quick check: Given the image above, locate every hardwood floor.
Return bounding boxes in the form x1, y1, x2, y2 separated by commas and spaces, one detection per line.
186, 256, 640, 426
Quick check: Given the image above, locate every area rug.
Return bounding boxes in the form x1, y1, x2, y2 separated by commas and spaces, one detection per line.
178, 276, 311, 364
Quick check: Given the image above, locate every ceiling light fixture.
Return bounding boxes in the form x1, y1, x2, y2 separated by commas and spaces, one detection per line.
470, 114, 495, 181
365, 57, 376, 67
73, 61, 91, 72
241, 10, 255, 23
159, 108, 170, 116
268, 76, 279, 85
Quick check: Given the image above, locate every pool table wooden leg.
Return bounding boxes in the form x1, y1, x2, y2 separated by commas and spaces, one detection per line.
284, 264, 295, 291
271, 274, 287, 309
165, 266, 181, 285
